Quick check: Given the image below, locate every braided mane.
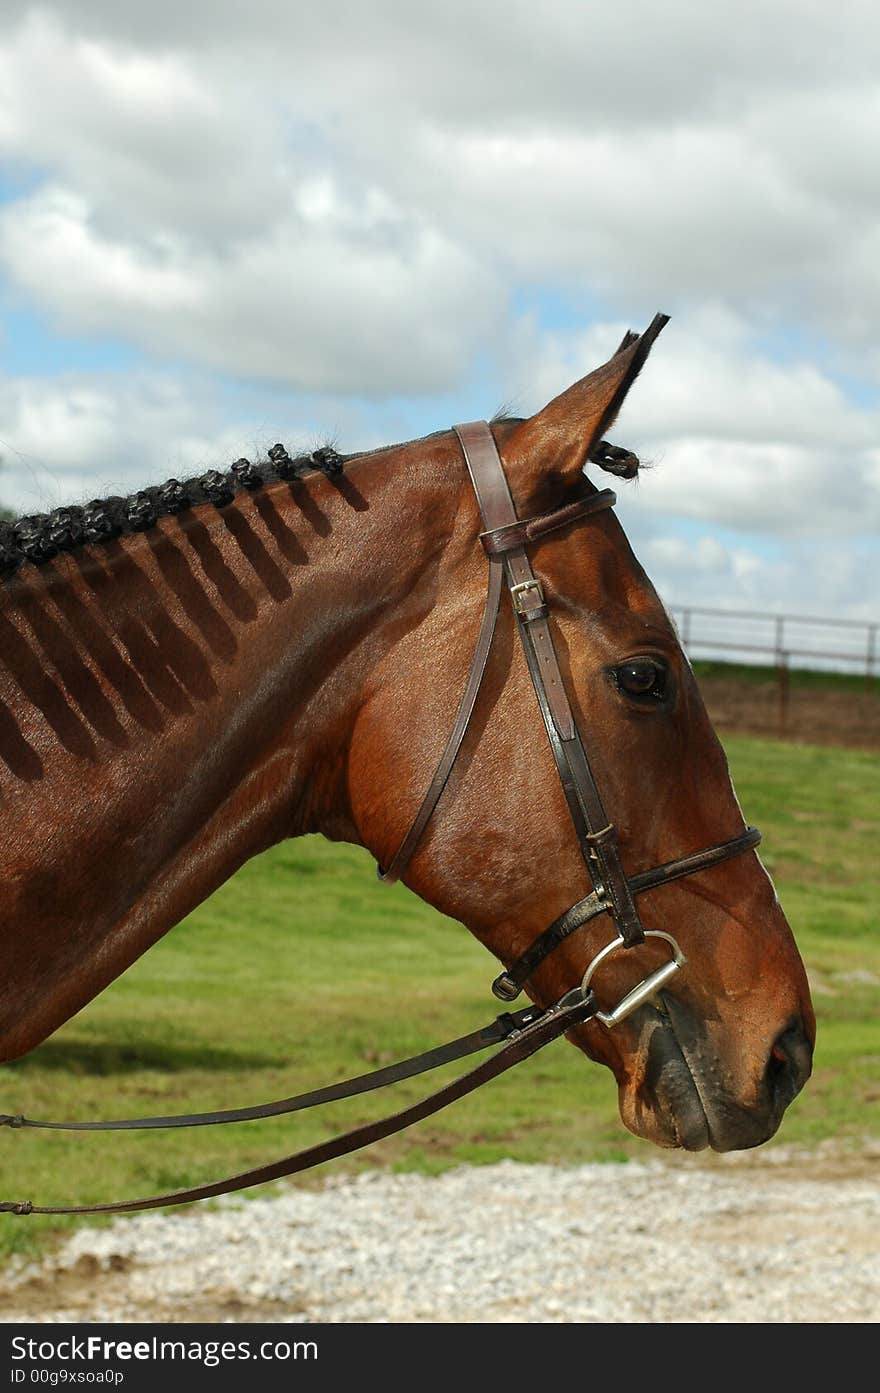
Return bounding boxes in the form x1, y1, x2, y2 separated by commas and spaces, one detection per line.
0, 443, 345, 581
0, 434, 638, 583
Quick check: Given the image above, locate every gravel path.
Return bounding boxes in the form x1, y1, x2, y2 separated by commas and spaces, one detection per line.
4, 1149, 878, 1324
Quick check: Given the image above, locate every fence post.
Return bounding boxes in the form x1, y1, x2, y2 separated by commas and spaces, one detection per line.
867, 624, 877, 690
777, 650, 790, 736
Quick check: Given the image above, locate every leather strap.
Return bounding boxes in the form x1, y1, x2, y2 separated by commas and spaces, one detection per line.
454, 422, 645, 950
378, 552, 504, 884
378, 475, 616, 887
0, 1003, 542, 1133
480, 489, 616, 555
0, 994, 596, 1216
491, 825, 762, 999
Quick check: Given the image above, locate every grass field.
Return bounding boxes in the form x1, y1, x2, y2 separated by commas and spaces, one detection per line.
691, 658, 880, 695
1, 733, 877, 1262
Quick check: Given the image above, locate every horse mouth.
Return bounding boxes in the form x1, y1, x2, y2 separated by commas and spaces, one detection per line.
618, 992, 809, 1153
636, 1000, 711, 1151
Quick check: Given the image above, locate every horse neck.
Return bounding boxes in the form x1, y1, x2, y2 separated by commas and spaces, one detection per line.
0, 437, 463, 1059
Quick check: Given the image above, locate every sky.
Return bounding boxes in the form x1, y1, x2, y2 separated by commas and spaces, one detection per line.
0, 1, 878, 637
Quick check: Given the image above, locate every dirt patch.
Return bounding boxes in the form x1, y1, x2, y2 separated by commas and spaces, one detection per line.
698, 677, 880, 750
2, 1253, 257, 1324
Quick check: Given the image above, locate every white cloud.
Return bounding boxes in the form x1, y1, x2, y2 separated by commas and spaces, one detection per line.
643, 535, 731, 575
0, 183, 500, 392
0, 11, 282, 242
632, 523, 877, 631
0, 4, 878, 391
0, 2, 877, 628
626, 437, 879, 537
0, 12, 504, 393
1, 188, 197, 314
5, 3, 875, 129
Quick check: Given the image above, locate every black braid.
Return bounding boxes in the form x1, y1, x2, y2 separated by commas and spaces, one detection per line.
311, 446, 344, 476
47, 506, 86, 551
267, 443, 306, 482
83, 498, 125, 543
198, 470, 235, 507
231, 458, 262, 490
14, 515, 59, 564
0, 441, 347, 582
0, 433, 638, 586
590, 440, 640, 479
127, 491, 160, 531
158, 478, 191, 513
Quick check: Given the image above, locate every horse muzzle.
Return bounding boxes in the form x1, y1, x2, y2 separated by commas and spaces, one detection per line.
621, 993, 814, 1153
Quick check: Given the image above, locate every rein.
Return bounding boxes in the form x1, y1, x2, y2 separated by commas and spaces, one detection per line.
1, 422, 760, 1217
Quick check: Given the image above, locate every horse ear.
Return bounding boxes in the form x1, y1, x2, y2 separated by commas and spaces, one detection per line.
501, 313, 668, 503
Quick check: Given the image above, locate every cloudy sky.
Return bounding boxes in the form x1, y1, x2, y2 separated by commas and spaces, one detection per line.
0, 1, 878, 644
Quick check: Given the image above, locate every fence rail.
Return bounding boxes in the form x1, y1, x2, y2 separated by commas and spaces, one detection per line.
669, 605, 878, 682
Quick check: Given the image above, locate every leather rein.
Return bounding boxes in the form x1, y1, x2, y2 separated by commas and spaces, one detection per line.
0, 422, 759, 1217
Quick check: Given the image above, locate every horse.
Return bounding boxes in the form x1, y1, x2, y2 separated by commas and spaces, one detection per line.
0, 316, 814, 1206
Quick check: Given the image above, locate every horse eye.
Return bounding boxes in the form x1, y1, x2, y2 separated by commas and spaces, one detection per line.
613, 657, 667, 700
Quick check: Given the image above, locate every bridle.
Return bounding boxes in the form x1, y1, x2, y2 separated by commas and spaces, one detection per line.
1, 423, 760, 1217
379, 422, 760, 1001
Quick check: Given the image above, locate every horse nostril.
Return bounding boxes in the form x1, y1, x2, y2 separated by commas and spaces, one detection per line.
767, 1020, 813, 1106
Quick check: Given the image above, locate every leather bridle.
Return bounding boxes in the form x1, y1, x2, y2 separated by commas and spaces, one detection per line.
0, 423, 760, 1217
381, 423, 760, 999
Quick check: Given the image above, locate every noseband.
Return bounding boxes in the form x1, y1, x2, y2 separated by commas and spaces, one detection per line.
0, 423, 760, 1217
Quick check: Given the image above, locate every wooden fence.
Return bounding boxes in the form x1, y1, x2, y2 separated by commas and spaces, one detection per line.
669, 605, 877, 680
668, 605, 877, 733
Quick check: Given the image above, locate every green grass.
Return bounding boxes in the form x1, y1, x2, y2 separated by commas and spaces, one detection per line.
1, 733, 877, 1263
692, 657, 879, 696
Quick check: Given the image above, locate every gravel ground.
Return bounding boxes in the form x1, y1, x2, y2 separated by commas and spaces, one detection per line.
3, 1146, 879, 1324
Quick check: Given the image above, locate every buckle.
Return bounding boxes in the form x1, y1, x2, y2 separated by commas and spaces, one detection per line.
510, 578, 545, 615
492, 972, 521, 1002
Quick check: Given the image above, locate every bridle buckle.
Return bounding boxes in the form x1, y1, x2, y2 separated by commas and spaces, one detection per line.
510, 578, 545, 614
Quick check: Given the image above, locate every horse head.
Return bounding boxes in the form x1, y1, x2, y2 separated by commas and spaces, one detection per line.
0, 315, 814, 1185
349, 319, 814, 1153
